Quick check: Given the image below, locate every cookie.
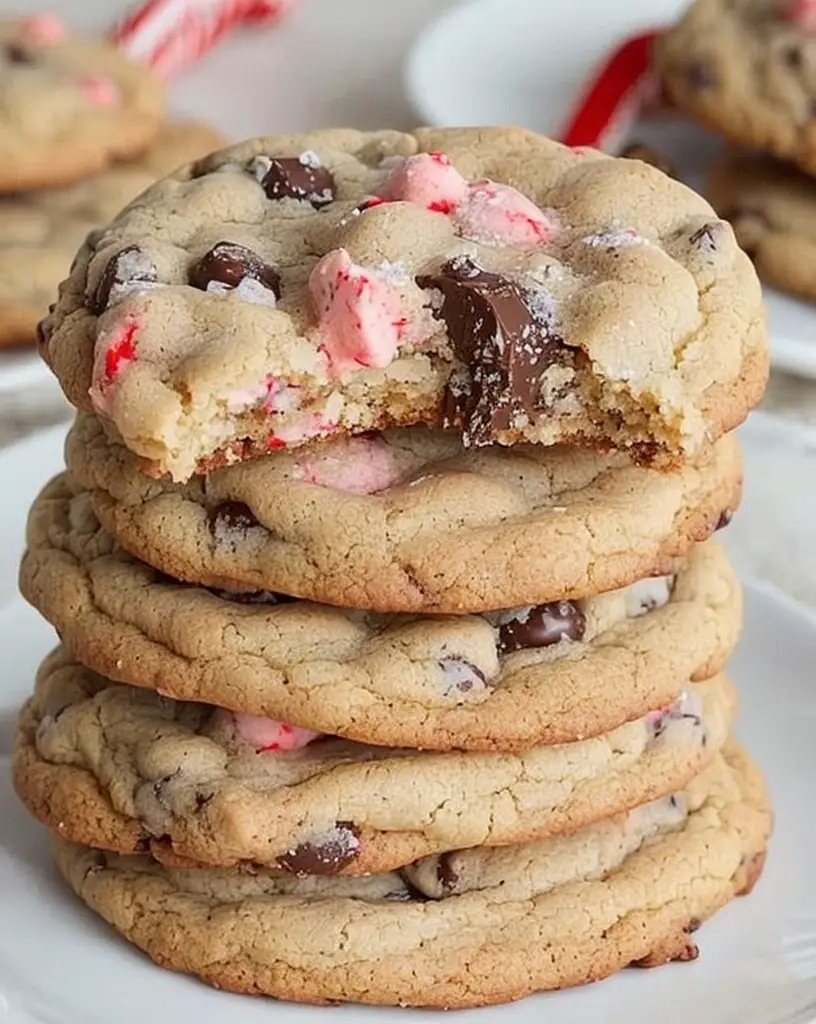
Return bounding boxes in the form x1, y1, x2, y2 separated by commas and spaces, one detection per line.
21, 477, 742, 751
657, 0, 816, 176
13, 649, 733, 874
708, 148, 816, 301
51, 744, 770, 1008
38, 125, 766, 480
64, 412, 742, 613
0, 15, 163, 192
0, 121, 226, 349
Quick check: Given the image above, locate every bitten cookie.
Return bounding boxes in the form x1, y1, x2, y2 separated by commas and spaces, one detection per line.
64, 412, 742, 613
52, 744, 770, 1008
20, 477, 742, 751
657, 0, 816, 176
0, 121, 226, 348
0, 15, 163, 191
708, 148, 816, 301
39, 126, 766, 480
13, 649, 734, 874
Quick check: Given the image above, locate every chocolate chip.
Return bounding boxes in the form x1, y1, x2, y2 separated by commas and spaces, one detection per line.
188, 241, 281, 298
194, 792, 214, 811
715, 508, 733, 532
436, 853, 459, 893
497, 601, 586, 654
686, 60, 717, 89
87, 244, 156, 315
207, 500, 260, 535
276, 822, 361, 876
439, 656, 487, 694
686, 917, 702, 934
689, 222, 721, 252
417, 257, 572, 443
620, 143, 676, 178
783, 44, 804, 69
6, 42, 32, 63
258, 155, 335, 208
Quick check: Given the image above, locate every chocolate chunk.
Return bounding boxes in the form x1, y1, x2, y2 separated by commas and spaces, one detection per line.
686, 917, 702, 934
715, 508, 733, 532
87, 244, 156, 315
439, 656, 487, 694
436, 853, 459, 893
418, 256, 572, 443
188, 241, 281, 298
497, 601, 586, 654
6, 42, 33, 63
620, 143, 676, 178
276, 822, 361, 876
685, 60, 717, 89
258, 155, 335, 208
207, 500, 260, 535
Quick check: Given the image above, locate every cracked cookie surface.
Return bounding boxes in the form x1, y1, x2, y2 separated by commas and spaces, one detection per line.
21, 476, 742, 750
0, 16, 163, 192
0, 121, 225, 348
14, 649, 734, 874
51, 744, 770, 1008
39, 125, 766, 480
658, 0, 816, 176
64, 412, 742, 613
708, 148, 816, 301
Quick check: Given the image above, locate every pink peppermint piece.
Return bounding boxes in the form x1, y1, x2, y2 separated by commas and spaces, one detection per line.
788, 0, 816, 30
309, 248, 405, 372
231, 711, 321, 752
453, 181, 554, 248
298, 434, 399, 493
378, 152, 469, 213
80, 75, 119, 107
21, 12, 67, 44
89, 318, 138, 411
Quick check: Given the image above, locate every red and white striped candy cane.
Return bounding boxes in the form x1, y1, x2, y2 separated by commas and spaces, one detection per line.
787, 0, 816, 30
110, 0, 296, 81
559, 30, 660, 151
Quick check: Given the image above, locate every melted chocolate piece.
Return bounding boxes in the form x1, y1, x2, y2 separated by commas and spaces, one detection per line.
207, 500, 260, 535
259, 156, 335, 208
439, 656, 487, 694
418, 257, 572, 443
497, 601, 586, 654
276, 822, 361, 876
211, 587, 296, 605
6, 42, 32, 63
87, 244, 156, 315
188, 241, 281, 298
436, 852, 459, 893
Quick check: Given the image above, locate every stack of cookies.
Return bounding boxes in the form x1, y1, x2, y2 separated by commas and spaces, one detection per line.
658, 0, 816, 303
13, 126, 772, 1009
0, 14, 223, 350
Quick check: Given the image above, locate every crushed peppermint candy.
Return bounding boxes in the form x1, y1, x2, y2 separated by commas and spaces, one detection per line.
206, 276, 278, 307
583, 228, 644, 248
298, 149, 322, 167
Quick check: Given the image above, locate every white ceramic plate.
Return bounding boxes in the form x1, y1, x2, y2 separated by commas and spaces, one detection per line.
1, 419, 816, 1021
406, 0, 816, 380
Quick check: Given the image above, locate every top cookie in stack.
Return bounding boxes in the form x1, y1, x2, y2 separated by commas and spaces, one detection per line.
38, 127, 767, 481
14, 126, 772, 1009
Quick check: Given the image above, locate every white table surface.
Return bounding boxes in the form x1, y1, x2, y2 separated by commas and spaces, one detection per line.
0, 0, 814, 610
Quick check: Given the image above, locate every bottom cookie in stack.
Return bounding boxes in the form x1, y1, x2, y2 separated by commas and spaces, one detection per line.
52, 744, 769, 1009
